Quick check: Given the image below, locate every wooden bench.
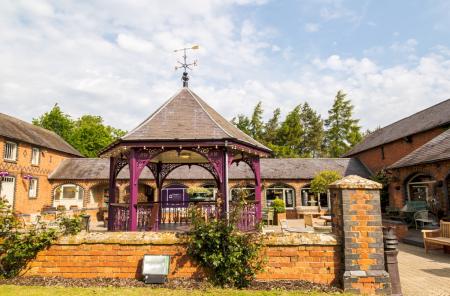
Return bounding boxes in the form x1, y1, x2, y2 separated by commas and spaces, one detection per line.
422, 220, 450, 254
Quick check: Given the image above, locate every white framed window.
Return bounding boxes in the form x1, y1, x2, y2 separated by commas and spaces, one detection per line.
265, 186, 295, 209
31, 147, 40, 165
29, 178, 38, 198
4, 141, 18, 161
53, 184, 84, 209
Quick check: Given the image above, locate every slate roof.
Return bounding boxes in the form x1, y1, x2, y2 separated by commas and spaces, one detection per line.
0, 113, 82, 157
343, 98, 450, 156
388, 128, 450, 169
118, 88, 270, 152
48, 157, 371, 180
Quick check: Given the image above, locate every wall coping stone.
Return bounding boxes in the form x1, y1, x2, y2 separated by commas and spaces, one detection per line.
329, 175, 382, 189
55, 231, 338, 246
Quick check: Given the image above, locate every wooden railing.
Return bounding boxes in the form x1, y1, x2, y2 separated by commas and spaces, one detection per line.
109, 200, 259, 232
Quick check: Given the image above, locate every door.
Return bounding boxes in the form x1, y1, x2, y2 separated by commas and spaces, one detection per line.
0, 176, 16, 207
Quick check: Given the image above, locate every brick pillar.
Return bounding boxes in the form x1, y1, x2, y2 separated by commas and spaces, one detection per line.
329, 175, 391, 295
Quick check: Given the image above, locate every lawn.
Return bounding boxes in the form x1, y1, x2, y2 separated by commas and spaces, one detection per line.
0, 285, 345, 296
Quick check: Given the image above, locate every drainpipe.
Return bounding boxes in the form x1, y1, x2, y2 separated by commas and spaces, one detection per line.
383, 226, 403, 296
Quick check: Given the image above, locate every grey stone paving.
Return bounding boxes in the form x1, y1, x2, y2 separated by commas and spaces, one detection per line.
398, 243, 450, 296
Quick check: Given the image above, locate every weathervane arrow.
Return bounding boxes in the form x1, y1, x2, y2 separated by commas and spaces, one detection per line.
174, 45, 199, 87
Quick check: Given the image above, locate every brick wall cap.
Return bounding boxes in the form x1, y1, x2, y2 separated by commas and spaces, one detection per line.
52, 231, 338, 246
329, 175, 382, 189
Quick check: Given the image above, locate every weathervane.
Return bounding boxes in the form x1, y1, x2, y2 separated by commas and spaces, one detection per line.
174, 45, 199, 87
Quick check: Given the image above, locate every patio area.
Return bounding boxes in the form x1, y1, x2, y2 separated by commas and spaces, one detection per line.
398, 242, 450, 296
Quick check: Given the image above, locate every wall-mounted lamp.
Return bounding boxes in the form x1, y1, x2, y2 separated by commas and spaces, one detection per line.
141, 255, 170, 284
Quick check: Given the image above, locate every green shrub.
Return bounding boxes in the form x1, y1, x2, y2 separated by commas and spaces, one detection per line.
271, 198, 286, 213
58, 214, 83, 235
0, 198, 83, 278
186, 195, 264, 288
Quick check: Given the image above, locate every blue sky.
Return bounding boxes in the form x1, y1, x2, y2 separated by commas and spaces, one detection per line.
1, 0, 450, 131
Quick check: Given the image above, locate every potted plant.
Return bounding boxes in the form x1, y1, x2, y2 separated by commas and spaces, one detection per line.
272, 198, 286, 225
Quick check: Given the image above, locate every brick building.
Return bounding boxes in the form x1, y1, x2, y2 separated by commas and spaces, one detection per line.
0, 113, 82, 214
344, 99, 450, 214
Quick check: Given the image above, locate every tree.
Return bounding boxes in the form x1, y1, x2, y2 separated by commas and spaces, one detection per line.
232, 114, 252, 136
33, 105, 126, 157
310, 170, 342, 195
69, 115, 126, 158
32, 104, 74, 140
275, 105, 303, 157
324, 90, 362, 157
264, 108, 281, 145
300, 103, 324, 157
250, 102, 264, 141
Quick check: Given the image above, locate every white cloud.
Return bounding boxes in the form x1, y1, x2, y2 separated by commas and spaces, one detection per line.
304, 23, 319, 32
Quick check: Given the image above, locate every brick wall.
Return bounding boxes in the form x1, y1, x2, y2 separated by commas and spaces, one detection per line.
350, 127, 444, 173
0, 136, 76, 214
23, 232, 340, 285
388, 159, 450, 212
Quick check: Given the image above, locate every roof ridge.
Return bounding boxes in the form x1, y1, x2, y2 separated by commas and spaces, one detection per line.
186, 88, 234, 139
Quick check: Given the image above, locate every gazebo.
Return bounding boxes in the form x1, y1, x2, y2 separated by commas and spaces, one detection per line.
100, 87, 271, 231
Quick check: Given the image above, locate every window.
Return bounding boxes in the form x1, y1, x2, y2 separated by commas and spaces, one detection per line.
4, 141, 17, 161
230, 186, 255, 201
265, 186, 295, 208
31, 147, 40, 165
54, 184, 84, 200
407, 174, 435, 202
29, 178, 38, 198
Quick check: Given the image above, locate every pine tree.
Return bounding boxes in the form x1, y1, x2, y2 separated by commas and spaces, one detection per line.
275, 105, 303, 157
232, 114, 252, 136
324, 90, 362, 157
250, 102, 264, 141
264, 108, 281, 145
300, 103, 324, 157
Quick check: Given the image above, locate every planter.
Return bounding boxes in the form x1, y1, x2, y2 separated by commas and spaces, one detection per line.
275, 212, 286, 225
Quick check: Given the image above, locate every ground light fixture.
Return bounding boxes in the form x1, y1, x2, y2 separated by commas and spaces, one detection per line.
141, 255, 170, 284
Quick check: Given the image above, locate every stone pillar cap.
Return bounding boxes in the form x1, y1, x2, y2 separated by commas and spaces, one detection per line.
329, 175, 382, 189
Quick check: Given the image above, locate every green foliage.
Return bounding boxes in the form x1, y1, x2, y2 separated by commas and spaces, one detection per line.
324, 90, 362, 157
187, 196, 264, 288
275, 105, 303, 157
70, 115, 126, 157
310, 170, 342, 194
32, 103, 74, 140
33, 104, 126, 157
58, 214, 83, 235
300, 103, 324, 158
271, 198, 286, 214
0, 198, 83, 278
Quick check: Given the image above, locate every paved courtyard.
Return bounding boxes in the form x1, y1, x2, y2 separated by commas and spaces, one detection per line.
398, 243, 450, 296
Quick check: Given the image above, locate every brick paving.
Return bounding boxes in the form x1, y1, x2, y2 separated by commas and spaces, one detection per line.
398, 243, 450, 296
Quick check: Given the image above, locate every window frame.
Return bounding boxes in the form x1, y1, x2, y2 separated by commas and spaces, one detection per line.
265, 186, 296, 209
28, 178, 38, 198
4, 141, 18, 162
31, 147, 40, 166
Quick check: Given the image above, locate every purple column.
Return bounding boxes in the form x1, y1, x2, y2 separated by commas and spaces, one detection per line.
252, 157, 262, 221
108, 157, 117, 231
129, 149, 138, 231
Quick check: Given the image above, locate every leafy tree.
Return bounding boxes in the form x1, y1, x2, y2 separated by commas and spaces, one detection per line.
324, 90, 362, 157
275, 105, 303, 157
300, 103, 324, 157
33, 105, 126, 157
232, 114, 252, 136
32, 104, 74, 140
310, 170, 342, 195
70, 115, 126, 157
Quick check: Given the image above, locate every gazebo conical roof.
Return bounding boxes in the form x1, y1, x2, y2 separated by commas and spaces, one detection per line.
101, 87, 271, 156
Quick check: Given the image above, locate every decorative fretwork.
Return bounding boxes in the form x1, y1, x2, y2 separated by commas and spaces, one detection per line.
197, 163, 220, 183
114, 156, 129, 178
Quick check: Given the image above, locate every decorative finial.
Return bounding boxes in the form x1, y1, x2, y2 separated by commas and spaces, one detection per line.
174, 45, 199, 87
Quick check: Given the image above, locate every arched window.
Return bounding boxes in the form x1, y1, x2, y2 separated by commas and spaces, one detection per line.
265, 184, 295, 209
53, 184, 84, 210
230, 184, 255, 201
407, 174, 435, 202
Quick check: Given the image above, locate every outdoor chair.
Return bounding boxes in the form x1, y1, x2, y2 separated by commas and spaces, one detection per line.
414, 210, 436, 230
304, 214, 314, 227
262, 208, 274, 225
422, 220, 450, 253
